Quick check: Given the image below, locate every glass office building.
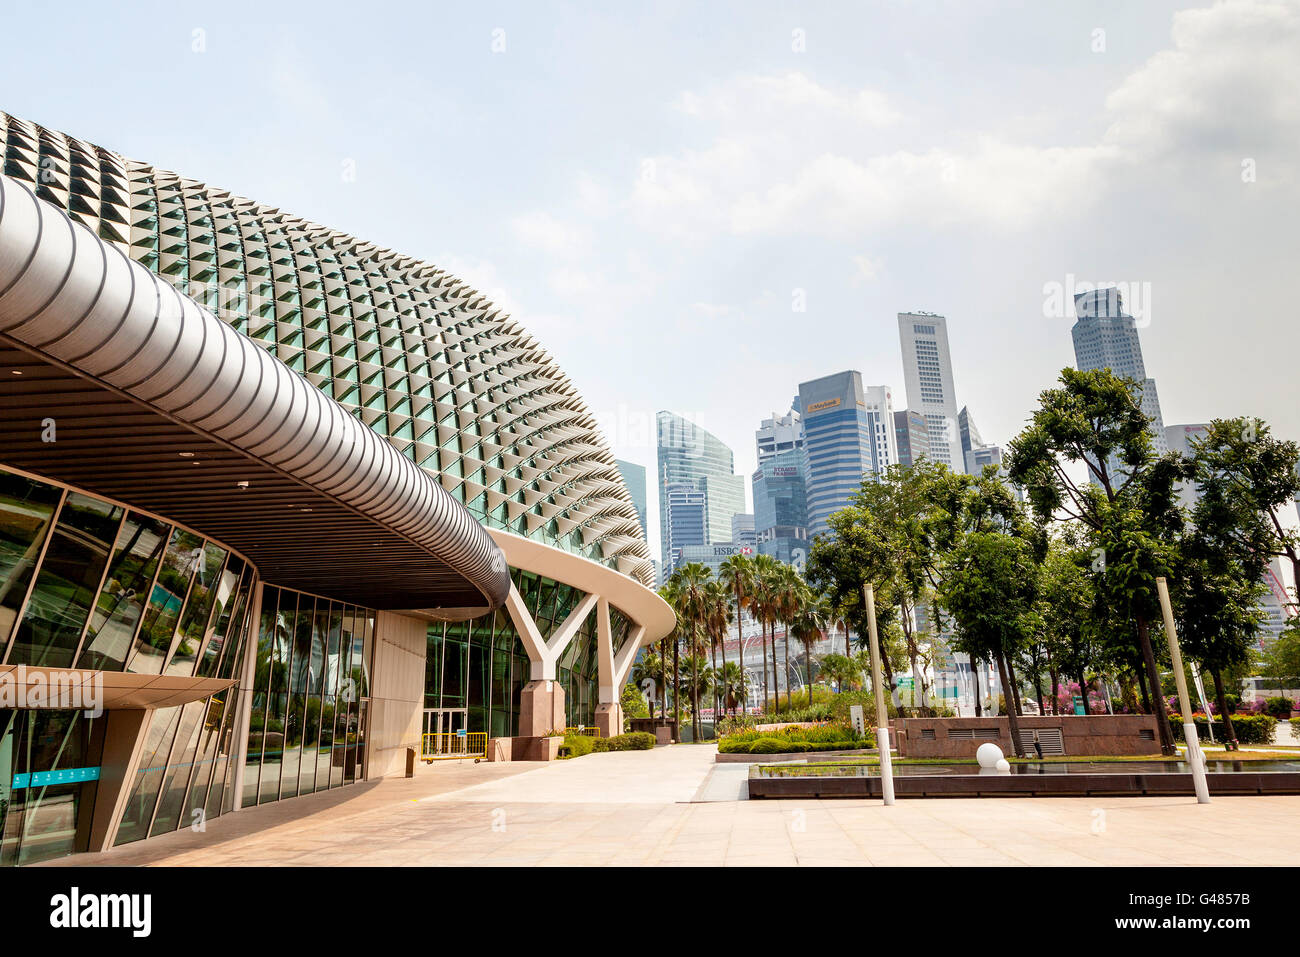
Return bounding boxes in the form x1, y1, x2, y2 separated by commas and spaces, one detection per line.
656, 411, 745, 570
0, 111, 672, 865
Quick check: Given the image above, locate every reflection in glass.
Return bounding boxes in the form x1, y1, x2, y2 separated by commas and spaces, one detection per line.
149, 701, 204, 836
78, 511, 170, 671
0, 472, 62, 654
197, 557, 244, 678
8, 492, 123, 667
0, 709, 104, 866
128, 528, 204, 675
165, 542, 228, 676
114, 706, 182, 845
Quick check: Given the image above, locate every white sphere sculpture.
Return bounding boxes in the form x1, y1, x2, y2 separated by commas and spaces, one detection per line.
995, 758, 1011, 774
976, 742, 1004, 769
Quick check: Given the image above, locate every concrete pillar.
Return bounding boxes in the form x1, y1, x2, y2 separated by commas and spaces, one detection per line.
518, 679, 566, 737
86, 708, 152, 852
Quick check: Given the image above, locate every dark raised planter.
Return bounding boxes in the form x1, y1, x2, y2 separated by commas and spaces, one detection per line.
747, 769, 1300, 799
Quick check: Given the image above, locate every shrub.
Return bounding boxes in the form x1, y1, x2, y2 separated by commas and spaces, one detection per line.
561, 733, 597, 758
1169, 714, 1277, 745
748, 737, 793, 754
1262, 696, 1295, 719
1291, 717, 1300, 741
716, 721, 874, 754
716, 714, 757, 736
605, 731, 655, 751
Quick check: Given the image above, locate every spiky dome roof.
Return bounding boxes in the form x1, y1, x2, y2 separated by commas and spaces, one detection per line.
0, 112, 652, 585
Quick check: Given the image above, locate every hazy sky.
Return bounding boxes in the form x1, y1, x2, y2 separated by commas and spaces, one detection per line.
4, 0, 1297, 559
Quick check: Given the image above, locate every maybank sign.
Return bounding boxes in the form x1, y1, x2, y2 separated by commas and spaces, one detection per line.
805, 397, 841, 414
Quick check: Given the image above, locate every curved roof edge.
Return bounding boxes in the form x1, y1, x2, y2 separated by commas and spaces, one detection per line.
0, 174, 512, 611
487, 528, 675, 645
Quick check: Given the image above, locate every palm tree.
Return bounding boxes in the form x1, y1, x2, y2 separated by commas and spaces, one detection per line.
703, 579, 733, 729
791, 595, 829, 706
666, 563, 712, 741
717, 660, 750, 717
751, 554, 780, 713
773, 564, 806, 711
679, 654, 714, 732
718, 553, 755, 716
630, 649, 666, 718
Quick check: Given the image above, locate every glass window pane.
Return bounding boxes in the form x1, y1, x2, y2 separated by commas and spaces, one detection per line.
78, 512, 170, 671
128, 529, 204, 675
166, 543, 228, 676
8, 492, 123, 667
115, 706, 182, 845
149, 700, 205, 836
0, 472, 63, 654
198, 557, 245, 678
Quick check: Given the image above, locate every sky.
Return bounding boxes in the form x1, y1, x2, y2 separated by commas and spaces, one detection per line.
3, 0, 1298, 560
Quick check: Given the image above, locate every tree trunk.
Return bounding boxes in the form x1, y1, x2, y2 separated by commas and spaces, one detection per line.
1033, 673, 1045, 716
760, 621, 769, 714
1212, 668, 1238, 751
764, 624, 774, 712
1136, 614, 1175, 755
970, 653, 982, 717
807, 645, 814, 707
1136, 662, 1151, 714
783, 627, 792, 711
1006, 654, 1024, 717
1050, 671, 1059, 715
1077, 669, 1090, 715
711, 642, 719, 734
672, 634, 680, 743
996, 651, 1026, 758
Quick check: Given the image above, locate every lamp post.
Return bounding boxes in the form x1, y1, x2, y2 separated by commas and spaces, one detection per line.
863, 582, 895, 806
1155, 576, 1210, 804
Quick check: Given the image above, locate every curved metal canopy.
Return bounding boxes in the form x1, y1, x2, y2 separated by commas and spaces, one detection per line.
0, 174, 511, 615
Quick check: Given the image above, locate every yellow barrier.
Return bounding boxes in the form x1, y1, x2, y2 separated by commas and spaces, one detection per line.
565, 726, 601, 738
422, 731, 488, 762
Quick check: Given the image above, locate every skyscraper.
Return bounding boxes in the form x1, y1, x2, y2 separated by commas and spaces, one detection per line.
656, 411, 745, 570
798, 371, 897, 539
756, 406, 803, 464
663, 482, 707, 571
899, 312, 961, 469
893, 409, 930, 469
615, 459, 649, 541
1071, 288, 1168, 458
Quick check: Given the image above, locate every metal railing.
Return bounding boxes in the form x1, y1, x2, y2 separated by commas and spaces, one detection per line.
565, 726, 601, 738
421, 732, 487, 762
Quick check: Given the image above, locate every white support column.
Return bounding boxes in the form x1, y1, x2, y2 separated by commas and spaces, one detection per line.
596, 597, 616, 705
505, 583, 598, 680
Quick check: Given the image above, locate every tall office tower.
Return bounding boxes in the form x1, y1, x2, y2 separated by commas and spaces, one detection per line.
663, 482, 707, 572
656, 411, 745, 569
1071, 288, 1168, 461
958, 407, 982, 466
894, 409, 930, 469
798, 371, 897, 540
731, 513, 756, 548
615, 459, 649, 541
899, 312, 961, 469
756, 406, 803, 464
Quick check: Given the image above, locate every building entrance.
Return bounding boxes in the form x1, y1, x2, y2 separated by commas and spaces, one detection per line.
0, 709, 104, 866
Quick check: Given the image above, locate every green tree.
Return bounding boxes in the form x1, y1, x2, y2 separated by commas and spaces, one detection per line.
790, 593, 828, 706
718, 552, 755, 709
1188, 417, 1300, 590
940, 531, 1040, 757
1006, 367, 1185, 754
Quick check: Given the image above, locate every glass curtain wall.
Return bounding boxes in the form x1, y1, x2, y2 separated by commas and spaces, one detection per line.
241, 585, 373, 809
0, 464, 260, 854
425, 570, 633, 735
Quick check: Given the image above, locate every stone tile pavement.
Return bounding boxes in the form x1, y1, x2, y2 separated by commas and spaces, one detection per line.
47, 743, 1300, 867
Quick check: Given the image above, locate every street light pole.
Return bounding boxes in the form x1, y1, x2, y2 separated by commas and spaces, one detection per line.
863, 582, 895, 806
1155, 576, 1210, 804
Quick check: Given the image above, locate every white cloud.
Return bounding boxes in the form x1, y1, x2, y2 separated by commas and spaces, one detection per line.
511, 211, 591, 257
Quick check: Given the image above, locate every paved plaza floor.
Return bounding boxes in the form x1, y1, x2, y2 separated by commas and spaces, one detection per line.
50, 743, 1300, 867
